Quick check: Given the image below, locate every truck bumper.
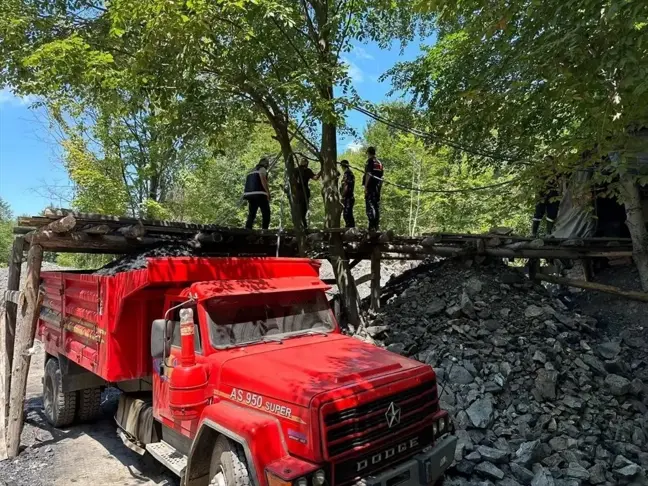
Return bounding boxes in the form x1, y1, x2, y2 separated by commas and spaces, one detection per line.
359, 435, 457, 486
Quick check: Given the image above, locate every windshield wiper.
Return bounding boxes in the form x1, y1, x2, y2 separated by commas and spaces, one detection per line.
261, 335, 284, 344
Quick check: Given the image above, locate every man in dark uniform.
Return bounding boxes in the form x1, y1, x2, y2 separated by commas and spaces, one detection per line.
339, 159, 355, 227
363, 146, 383, 231
243, 157, 271, 229
532, 172, 560, 237
296, 157, 320, 229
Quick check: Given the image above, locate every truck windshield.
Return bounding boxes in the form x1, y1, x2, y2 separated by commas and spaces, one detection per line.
204, 291, 335, 348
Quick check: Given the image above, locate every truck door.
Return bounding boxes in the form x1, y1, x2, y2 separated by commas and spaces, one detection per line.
152, 300, 203, 434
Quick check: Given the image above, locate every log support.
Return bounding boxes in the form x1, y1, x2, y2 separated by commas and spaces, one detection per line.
533, 272, 648, 303
6, 243, 43, 459
370, 246, 381, 312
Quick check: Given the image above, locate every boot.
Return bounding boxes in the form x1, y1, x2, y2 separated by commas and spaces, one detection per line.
546, 220, 554, 235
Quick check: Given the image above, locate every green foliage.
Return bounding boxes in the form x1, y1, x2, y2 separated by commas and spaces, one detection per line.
0, 197, 14, 266
392, 0, 648, 177
340, 104, 530, 235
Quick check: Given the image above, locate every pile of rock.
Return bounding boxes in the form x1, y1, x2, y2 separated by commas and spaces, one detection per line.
361, 259, 648, 486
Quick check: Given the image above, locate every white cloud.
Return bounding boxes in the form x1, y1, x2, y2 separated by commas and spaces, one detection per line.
353, 46, 374, 60
346, 140, 363, 153
342, 58, 364, 83
0, 87, 37, 106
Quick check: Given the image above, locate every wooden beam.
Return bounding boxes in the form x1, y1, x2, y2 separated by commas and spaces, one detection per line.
44, 214, 76, 234
6, 244, 43, 458
533, 272, 648, 303
4, 237, 23, 383
370, 246, 381, 312
0, 307, 9, 460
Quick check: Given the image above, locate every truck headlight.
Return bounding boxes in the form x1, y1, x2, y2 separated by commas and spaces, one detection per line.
313, 470, 326, 486
432, 423, 438, 436
296, 477, 308, 486
439, 417, 446, 432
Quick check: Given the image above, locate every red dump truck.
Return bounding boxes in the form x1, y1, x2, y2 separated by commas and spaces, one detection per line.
36, 257, 456, 486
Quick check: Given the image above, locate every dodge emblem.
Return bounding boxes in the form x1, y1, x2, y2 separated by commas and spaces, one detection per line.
385, 402, 401, 428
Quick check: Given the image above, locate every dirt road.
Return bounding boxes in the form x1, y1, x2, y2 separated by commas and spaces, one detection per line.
0, 341, 178, 486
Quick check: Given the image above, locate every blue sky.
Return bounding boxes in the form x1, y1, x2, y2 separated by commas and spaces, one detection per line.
0, 37, 431, 217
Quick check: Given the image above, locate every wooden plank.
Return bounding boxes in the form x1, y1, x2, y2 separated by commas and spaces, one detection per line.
533, 272, 648, 303
44, 214, 76, 234
6, 244, 43, 458
0, 306, 9, 460
370, 246, 381, 312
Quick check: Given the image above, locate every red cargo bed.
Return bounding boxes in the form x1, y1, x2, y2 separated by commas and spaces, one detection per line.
37, 257, 321, 382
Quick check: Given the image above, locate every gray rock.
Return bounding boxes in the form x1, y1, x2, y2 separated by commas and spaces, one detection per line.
466, 451, 482, 462
449, 365, 475, 384
549, 436, 570, 452
597, 341, 621, 359
514, 440, 541, 467
630, 377, 645, 396
455, 459, 475, 475
565, 462, 589, 480
446, 305, 462, 318
474, 461, 505, 480
581, 354, 607, 376
614, 463, 641, 478
533, 351, 547, 364
426, 298, 446, 316
511, 463, 535, 485
605, 374, 630, 396
535, 369, 558, 400
587, 464, 606, 484
500, 479, 523, 486
386, 342, 406, 355
525, 305, 544, 318
531, 466, 555, 486
461, 291, 477, 319
477, 445, 509, 463
465, 277, 483, 296
562, 395, 584, 410
484, 319, 502, 331
466, 397, 494, 428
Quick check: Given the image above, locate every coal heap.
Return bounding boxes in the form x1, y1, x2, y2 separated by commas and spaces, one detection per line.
360, 259, 648, 486
94, 243, 198, 276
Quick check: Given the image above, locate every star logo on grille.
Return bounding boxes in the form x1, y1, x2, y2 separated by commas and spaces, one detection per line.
385, 402, 401, 428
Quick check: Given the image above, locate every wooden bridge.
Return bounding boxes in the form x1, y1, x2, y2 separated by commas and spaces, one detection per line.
0, 208, 646, 460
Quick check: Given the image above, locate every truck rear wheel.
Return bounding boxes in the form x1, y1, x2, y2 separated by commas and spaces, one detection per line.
209, 437, 251, 486
76, 387, 102, 422
43, 358, 77, 427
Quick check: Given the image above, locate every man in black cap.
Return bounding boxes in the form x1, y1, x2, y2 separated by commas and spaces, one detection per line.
363, 146, 383, 231
295, 157, 321, 229
243, 157, 271, 229
339, 159, 355, 227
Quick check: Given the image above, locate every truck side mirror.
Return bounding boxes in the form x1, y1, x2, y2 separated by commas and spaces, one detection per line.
151, 319, 173, 359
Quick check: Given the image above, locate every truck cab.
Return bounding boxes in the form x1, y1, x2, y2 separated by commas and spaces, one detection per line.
37, 257, 456, 486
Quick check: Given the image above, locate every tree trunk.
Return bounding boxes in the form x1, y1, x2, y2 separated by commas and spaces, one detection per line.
620, 173, 648, 291
276, 133, 307, 255
319, 90, 364, 330
6, 243, 43, 459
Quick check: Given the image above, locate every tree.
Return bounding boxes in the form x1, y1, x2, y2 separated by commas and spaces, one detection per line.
0, 198, 14, 266
391, 0, 648, 288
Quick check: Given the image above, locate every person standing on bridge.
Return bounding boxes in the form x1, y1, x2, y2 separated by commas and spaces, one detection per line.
363, 146, 384, 231
243, 157, 271, 230
339, 159, 356, 228
296, 157, 321, 229
531, 162, 561, 237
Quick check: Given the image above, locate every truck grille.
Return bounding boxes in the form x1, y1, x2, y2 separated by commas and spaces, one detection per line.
323, 381, 438, 459
333, 425, 434, 486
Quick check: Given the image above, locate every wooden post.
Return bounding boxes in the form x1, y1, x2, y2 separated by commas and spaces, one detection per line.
370, 246, 381, 312
6, 243, 43, 459
5, 237, 24, 387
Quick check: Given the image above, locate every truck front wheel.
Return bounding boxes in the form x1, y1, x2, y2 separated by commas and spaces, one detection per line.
43, 358, 78, 427
209, 437, 251, 486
